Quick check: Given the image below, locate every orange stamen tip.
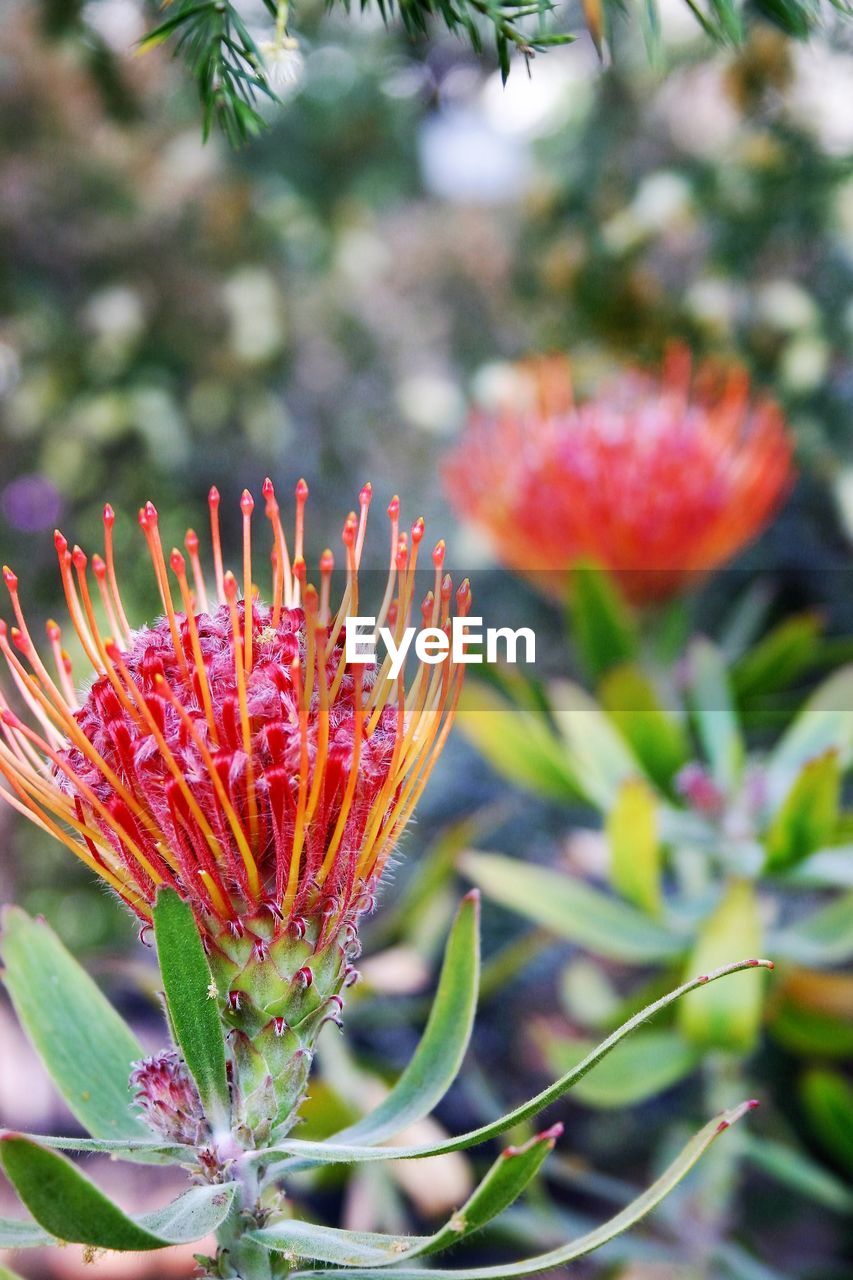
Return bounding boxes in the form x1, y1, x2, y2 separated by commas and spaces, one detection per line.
342, 517, 357, 547
170, 549, 185, 574
209, 486, 221, 507
1, 708, 21, 728
54, 531, 68, 554
103, 504, 115, 527
293, 557, 307, 582
72, 546, 87, 570
456, 579, 472, 607
144, 501, 159, 524
432, 540, 446, 567
46, 619, 61, 641
185, 529, 199, 553
105, 638, 121, 659
441, 573, 453, 601
303, 583, 319, 612
241, 489, 255, 515
320, 549, 334, 573
359, 482, 372, 507
411, 517, 425, 544
2, 566, 18, 591
262, 477, 275, 499
91, 554, 107, 579
387, 495, 400, 520
223, 571, 239, 600
11, 628, 27, 653
296, 478, 309, 502
137, 507, 149, 530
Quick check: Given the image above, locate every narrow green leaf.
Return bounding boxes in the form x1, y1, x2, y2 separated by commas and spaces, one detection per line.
538, 1028, 700, 1108
0, 1137, 237, 1249
764, 752, 841, 871
328, 891, 480, 1147
679, 881, 765, 1052
0, 1216, 55, 1248
739, 1133, 853, 1213
254, 1126, 558, 1262
600, 665, 688, 792
800, 1070, 853, 1173
769, 1000, 853, 1058
569, 562, 639, 682
460, 851, 683, 963
153, 887, 229, 1128
255, 958, 770, 1171
457, 686, 581, 803
289, 1102, 757, 1279
686, 639, 744, 792
551, 680, 647, 810
777, 846, 853, 888
767, 892, 853, 967
731, 612, 823, 704
607, 778, 661, 915
0, 907, 148, 1143
765, 666, 853, 809
251, 1220, 425, 1266
0, 1265, 28, 1279
7, 1134, 186, 1160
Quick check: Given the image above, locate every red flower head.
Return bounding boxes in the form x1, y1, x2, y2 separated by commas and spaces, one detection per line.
0, 482, 470, 944
444, 347, 794, 605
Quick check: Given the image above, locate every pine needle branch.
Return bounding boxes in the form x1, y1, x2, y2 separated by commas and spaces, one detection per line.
129, 0, 853, 146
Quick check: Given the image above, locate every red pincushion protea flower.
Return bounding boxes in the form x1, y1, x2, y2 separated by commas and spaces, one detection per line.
0, 481, 470, 1142
444, 347, 794, 604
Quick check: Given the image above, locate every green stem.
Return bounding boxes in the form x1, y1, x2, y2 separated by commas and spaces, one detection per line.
211, 1156, 277, 1279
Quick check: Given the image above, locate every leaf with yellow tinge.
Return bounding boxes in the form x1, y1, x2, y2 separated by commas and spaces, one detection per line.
765, 751, 841, 871
679, 881, 766, 1053
608, 779, 662, 916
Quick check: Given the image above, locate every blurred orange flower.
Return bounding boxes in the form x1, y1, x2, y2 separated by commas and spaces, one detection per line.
444, 347, 794, 604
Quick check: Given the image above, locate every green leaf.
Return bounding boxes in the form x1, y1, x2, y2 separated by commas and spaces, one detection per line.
0, 907, 148, 1143
765, 667, 853, 809
765, 751, 841, 871
288, 1101, 757, 1279
6, 1134, 186, 1160
460, 851, 684, 963
0, 1266, 28, 1279
537, 1028, 700, 1108
599, 665, 688, 791
253, 1126, 559, 1262
329, 891, 480, 1147
731, 612, 823, 704
686, 639, 744, 792
767, 892, 853, 967
254, 958, 769, 1171
0, 1137, 237, 1249
457, 685, 581, 803
569, 562, 638, 682
551, 680, 648, 810
153, 887, 229, 1128
607, 778, 661, 916
679, 880, 765, 1053
800, 1070, 853, 1173
0, 1216, 55, 1248
769, 1001, 853, 1058
777, 846, 853, 888
739, 1133, 853, 1213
